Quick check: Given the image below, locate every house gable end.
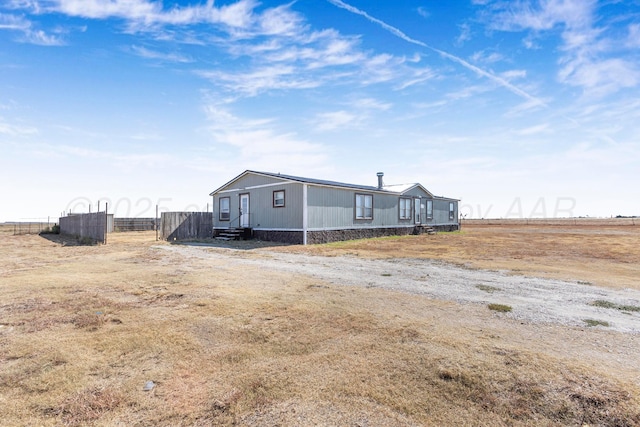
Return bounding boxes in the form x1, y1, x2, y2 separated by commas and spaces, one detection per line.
209, 170, 295, 196
400, 184, 433, 198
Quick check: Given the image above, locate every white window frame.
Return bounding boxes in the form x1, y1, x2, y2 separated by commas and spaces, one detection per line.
426, 200, 433, 219
449, 202, 455, 220
219, 197, 230, 221
355, 194, 373, 220
399, 198, 412, 220
273, 190, 285, 208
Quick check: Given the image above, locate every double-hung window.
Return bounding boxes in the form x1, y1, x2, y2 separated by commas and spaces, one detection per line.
273, 190, 285, 207
355, 194, 373, 220
219, 197, 230, 221
449, 202, 455, 220
399, 198, 412, 220
426, 200, 433, 219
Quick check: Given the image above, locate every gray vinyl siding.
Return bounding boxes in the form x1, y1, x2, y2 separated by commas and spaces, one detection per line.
213, 182, 303, 229
213, 193, 239, 228
432, 199, 457, 224
212, 171, 459, 232
250, 184, 303, 229
307, 186, 407, 229
401, 187, 431, 198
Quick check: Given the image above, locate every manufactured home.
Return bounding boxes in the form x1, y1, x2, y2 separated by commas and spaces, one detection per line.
210, 170, 459, 244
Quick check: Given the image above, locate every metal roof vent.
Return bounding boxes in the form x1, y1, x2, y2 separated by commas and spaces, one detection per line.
377, 172, 384, 189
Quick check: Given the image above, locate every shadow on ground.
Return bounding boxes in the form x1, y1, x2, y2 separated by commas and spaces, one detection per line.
38, 233, 100, 246
172, 239, 293, 251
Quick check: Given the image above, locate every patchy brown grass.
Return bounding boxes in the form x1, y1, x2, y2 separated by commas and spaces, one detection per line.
1, 228, 639, 425
276, 223, 640, 290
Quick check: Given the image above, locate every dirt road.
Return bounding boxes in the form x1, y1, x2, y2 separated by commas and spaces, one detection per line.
162, 243, 640, 334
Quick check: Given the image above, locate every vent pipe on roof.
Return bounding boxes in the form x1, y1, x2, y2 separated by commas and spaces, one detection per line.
377, 172, 384, 189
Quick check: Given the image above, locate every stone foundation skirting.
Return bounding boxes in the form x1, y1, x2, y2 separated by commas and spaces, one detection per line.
433, 224, 459, 232
253, 230, 305, 245
253, 224, 459, 245
306, 227, 412, 244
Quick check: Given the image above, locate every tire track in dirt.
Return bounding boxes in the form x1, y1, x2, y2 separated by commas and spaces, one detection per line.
159, 244, 640, 334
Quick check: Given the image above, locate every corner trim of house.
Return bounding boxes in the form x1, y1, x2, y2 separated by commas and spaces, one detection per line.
303, 184, 308, 245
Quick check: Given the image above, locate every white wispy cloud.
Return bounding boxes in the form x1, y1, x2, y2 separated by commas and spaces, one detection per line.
0, 12, 29, 30
244, 30, 365, 70
0, 12, 64, 45
6, 0, 300, 44
627, 24, 640, 48
199, 25, 414, 97
471, 50, 503, 64
351, 97, 392, 111
312, 96, 393, 132
500, 69, 527, 81
203, 102, 328, 171
416, 7, 430, 19
396, 66, 437, 90
482, 0, 639, 97
197, 65, 321, 96
0, 120, 38, 136
313, 110, 359, 131
130, 45, 192, 63
456, 23, 472, 46
516, 123, 550, 136
25, 141, 173, 170
559, 57, 638, 97
7, 0, 431, 101
27, 0, 288, 36
326, 0, 547, 107
257, 3, 304, 37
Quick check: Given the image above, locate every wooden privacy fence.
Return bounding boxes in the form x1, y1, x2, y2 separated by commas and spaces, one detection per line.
160, 212, 213, 241
59, 212, 107, 243
113, 217, 157, 232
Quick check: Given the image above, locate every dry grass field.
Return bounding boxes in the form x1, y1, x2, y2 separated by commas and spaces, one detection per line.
1, 223, 639, 426
280, 223, 640, 290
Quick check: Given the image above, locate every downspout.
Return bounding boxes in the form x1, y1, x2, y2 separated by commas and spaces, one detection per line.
303, 184, 308, 245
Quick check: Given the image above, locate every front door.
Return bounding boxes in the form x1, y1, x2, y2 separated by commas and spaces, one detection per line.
414, 199, 421, 224
240, 194, 250, 228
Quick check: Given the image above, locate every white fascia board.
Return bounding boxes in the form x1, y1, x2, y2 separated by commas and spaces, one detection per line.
215, 180, 298, 194
432, 196, 461, 202
252, 228, 304, 232
306, 225, 416, 232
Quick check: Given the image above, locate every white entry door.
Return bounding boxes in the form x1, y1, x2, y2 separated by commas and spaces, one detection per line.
240, 194, 250, 228
414, 199, 421, 224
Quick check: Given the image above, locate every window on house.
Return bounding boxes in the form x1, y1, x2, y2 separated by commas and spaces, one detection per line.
426, 200, 433, 219
219, 197, 230, 221
449, 202, 455, 220
399, 198, 411, 220
355, 194, 373, 219
273, 190, 285, 207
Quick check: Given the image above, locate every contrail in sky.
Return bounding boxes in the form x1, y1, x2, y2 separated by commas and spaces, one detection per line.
326, 0, 546, 108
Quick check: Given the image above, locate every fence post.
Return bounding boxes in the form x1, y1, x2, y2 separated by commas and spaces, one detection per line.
104, 203, 108, 245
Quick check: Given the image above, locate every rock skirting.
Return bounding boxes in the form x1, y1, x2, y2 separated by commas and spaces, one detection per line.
253, 224, 459, 245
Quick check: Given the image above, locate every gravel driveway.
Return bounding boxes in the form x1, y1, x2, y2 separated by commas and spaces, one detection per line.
162, 244, 640, 334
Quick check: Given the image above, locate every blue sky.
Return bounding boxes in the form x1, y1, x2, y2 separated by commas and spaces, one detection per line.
1, 0, 638, 221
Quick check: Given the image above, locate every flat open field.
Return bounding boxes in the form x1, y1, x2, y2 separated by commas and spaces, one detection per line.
278, 222, 640, 290
1, 224, 639, 426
